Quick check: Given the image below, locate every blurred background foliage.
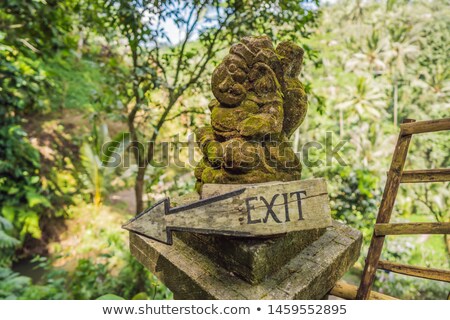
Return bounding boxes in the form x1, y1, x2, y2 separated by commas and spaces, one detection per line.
0, 0, 448, 300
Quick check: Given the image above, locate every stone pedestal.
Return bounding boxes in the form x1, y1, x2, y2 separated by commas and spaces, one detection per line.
129, 220, 362, 299
176, 229, 326, 284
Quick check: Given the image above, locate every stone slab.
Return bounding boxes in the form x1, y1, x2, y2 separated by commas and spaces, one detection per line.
129, 220, 362, 300
171, 189, 326, 284
176, 229, 325, 284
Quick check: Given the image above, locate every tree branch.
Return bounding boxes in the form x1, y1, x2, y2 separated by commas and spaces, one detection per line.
166, 109, 206, 122
150, 7, 169, 84
173, 1, 207, 88
181, 8, 235, 94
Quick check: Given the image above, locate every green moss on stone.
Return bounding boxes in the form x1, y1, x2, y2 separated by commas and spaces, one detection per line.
195, 36, 307, 191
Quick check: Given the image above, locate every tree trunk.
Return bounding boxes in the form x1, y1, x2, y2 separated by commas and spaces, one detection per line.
135, 168, 146, 214
445, 234, 450, 258
393, 78, 398, 127
339, 109, 344, 139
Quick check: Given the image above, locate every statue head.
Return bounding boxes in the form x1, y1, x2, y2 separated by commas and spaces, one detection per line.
211, 53, 249, 106
211, 35, 282, 107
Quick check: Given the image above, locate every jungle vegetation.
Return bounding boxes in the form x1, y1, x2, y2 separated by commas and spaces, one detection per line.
0, 0, 448, 299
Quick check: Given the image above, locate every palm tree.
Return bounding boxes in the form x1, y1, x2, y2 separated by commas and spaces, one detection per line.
345, 30, 388, 76
383, 14, 420, 126
335, 76, 387, 137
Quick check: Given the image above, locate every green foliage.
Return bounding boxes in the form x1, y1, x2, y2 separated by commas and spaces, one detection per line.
376, 235, 449, 299
80, 120, 131, 206
97, 294, 125, 300
1, 0, 448, 301
0, 33, 52, 120
18, 256, 69, 300
67, 251, 163, 300
305, 0, 449, 299
3, 202, 173, 300
0, 0, 119, 267
0, 267, 32, 299
0, 214, 20, 267
0, 1, 81, 268
0, 125, 49, 254
97, 0, 320, 213
0, 253, 170, 300
42, 51, 129, 112
324, 167, 381, 242
0, 0, 79, 55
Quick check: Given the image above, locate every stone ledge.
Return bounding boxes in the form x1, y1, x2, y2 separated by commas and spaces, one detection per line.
176, 229, 326, 284
129, 220, 362, 300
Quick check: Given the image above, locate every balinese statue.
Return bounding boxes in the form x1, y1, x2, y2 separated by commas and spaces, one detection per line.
195, 35, 307, 193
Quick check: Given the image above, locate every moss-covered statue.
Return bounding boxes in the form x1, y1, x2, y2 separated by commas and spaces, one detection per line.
195, 36, 307, 193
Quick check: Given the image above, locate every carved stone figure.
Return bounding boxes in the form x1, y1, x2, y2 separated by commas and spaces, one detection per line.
195, 36, 307, 192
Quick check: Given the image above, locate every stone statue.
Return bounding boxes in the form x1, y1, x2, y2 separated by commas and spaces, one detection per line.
195, 35, 307, 192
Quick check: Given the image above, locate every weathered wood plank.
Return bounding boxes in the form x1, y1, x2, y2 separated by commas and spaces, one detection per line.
401, 169, 450, 183
400, 117, 450, 135
357, 119, 415, 300
374, 222, 450, 236
331, 281, 397, 300
172, 191, 326, 284
124, 178, 332, 244
378, 260, 450, 282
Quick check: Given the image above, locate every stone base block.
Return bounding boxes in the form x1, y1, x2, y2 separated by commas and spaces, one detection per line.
176, 229, 326, 284
129, 220, 362, 300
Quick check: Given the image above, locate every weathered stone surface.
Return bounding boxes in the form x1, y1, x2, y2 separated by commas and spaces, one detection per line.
194, 36, 308, 192
169, 187, 327, 284
129, 220, 362, 300
176, 228, 326, 284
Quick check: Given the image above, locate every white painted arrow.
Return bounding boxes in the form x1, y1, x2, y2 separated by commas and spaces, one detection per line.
123, 178, 332, 245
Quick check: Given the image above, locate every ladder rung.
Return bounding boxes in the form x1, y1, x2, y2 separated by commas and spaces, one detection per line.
401, 169, 450, 183
378, 260, 450, 282
374, 222, 450, 236
400, 117, 450, 135
331, 280, 397, 300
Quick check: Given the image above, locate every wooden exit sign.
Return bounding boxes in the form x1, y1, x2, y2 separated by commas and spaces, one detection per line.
123, 178, 331, 245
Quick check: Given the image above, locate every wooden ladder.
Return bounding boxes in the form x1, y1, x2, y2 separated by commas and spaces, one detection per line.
356, 117, 450, 300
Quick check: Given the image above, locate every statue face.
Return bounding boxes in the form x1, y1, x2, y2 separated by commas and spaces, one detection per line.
211, 54, 249, 107
249, 62, 278, 98
212, 54, 281, 106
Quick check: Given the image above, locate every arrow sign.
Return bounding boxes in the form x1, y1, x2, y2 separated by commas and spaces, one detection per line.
123, 178, 331, 245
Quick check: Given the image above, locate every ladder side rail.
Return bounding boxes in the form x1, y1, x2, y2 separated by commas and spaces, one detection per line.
356, 119, 416, 299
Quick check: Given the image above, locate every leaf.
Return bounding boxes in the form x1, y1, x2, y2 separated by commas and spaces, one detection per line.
97, 294, 125, 300
80, 141, 102, 187
0, 216, 14, 232
101, 132, 131, 168
1, 206, 15, 222
98, 123, 111, 148
132, 292, 148, 300
18, 210, 41, 239
7, 187, 19, 195
30, 176, 40, 184
0, 230, 20, 249
26, 191, 51, 208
